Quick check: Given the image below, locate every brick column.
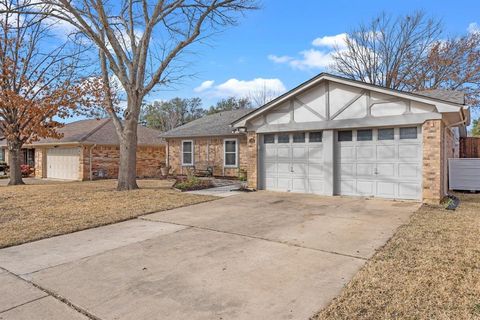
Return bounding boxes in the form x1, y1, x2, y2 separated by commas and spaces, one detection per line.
246, 131, 258, 189
422, 120, 444, 203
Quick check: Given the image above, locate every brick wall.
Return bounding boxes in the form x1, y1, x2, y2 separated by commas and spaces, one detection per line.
246, 132, 258, 189
34, 148, 45, 178
422, 120, 453, 203
166, 135, 248, 178
81, 144, 166, 180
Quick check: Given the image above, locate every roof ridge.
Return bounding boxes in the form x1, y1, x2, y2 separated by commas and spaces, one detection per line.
79, 118, 112, 142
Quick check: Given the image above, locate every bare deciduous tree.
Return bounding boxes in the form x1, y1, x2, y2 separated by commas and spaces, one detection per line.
331, 11, 480, 109
0, 0, 89, 185
30, 0, 257, 190
248, 82, 281, 107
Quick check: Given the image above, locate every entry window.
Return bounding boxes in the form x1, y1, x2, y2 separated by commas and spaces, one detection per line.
378, 128, 394, 140
338, 130, 353, 142
400, 127, 418, 140
264, 134, 275, 144
224, 139, 237, 167
182, 140, 193, 166
293, 132, 305, 143
277, 134, 290, 143
357, 129, 373, 141
309, 131, 322, 142
0, 149, 4, 162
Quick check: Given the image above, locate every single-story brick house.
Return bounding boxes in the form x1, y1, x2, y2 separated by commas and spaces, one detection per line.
0, 118, 166, 180
163, 73, 470, 203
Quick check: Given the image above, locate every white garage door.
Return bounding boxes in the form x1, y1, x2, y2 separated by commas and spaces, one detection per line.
47, 147, 80, 180
335, 126, 422, 200
261, 132, 325, 194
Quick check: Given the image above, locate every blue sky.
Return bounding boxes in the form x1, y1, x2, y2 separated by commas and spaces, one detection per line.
146, 0, 479, 110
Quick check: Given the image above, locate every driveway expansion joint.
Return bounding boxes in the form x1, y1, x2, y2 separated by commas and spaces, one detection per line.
0, 266, 102, 320
138, 217, 368, 261
0, 295, 48, 315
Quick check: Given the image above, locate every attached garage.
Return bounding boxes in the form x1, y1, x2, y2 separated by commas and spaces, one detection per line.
233, 73, 470, 203
46, 147, 80, 180
335, 126, 422, 200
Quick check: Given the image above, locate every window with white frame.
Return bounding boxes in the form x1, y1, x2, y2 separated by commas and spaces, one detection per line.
224, 139, 237, 167
182, 140, 193, 166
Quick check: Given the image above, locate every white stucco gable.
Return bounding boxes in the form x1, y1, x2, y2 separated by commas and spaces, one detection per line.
232, 73, 469, 136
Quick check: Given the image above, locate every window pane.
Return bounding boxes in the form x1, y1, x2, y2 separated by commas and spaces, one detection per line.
309, 131, 322, 142
293, 132, 305, 143
225, 153, 236, 166
182, 141, 192, 152
378, 128, 394, 140
225, 140, 236, 152
278, 134, 290, 143
264, 134, 275, 144
338, 131, 352, 141
400, 127, 418, 139
183, 153, 192, 164
357, 129, 372, 141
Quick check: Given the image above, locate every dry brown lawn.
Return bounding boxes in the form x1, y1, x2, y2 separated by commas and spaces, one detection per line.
0, 179, 217, 248
313, 193, 480, 320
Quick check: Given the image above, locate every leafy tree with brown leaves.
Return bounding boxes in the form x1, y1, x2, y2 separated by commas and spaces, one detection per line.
0, 0, 91, 185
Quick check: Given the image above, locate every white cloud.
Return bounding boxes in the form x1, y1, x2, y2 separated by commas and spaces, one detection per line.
289, 49, 334, 70
312, 33, 347, 49
468, 22, 479, 34
194, 80, 215, 92
268, 33, 347, 71
268, 54, 293, 64
199, 78, 286, 98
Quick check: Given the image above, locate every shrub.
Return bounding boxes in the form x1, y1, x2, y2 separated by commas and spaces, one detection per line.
174, 176, 213, 191
20, 164, 31, 177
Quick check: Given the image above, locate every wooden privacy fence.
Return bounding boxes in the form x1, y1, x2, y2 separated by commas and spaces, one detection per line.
460, 137, 480, 158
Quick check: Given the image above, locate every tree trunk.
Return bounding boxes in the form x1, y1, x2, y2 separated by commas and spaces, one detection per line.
8, 145, 25, 186
116, 95, 141, 191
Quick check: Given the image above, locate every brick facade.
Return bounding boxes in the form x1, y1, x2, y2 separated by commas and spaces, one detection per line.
166, 135, 248, 179
34, 148, 46, 178
80, 145, 166, 180
422, 120, 456, 203
246, 131, 258, 189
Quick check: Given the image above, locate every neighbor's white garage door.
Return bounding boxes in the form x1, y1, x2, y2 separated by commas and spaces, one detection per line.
335, 126, 422, 200
261, 132, 325, 194
47, 147, 80, 180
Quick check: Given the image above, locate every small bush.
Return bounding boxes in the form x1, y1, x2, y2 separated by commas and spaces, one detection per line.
20, 164, 32, 177
174, 176, 214, 192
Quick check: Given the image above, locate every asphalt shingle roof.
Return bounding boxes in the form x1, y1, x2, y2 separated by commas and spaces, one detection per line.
414, 89, 465, 105
161, 109, 253, 138
0, 118, 164, 147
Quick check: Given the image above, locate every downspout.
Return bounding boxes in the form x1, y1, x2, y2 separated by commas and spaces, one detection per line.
443, 112, 468, 196
89, 144, 97, 181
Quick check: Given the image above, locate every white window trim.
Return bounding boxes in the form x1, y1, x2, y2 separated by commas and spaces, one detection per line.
181, 140, 194, 166
223, 138, 238, 168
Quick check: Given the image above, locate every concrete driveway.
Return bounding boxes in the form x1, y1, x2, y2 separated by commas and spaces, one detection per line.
0, 192, 418, 320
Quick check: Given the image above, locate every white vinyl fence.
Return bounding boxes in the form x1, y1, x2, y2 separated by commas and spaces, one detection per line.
449, 158, 480, 191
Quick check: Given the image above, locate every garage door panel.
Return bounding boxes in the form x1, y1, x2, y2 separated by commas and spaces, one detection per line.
399, 144, 420, 159
398, 183, 421, 198
308, 179, 324, 193
338, 146, 355, 160
292, 163, 307, 176
309, 163, 324, 176
277, 178, 291, 190
356, 146, 375, 159
265, 162, 277, 174
377, 163, 395, 176
264, 146, 277, 159
376, 181, 395, 198
398, 163, 420, 178
277, 147, 290, 159
336, 127, 422, 200
376, 145, 396, 160
291, 178, 307, 193
47, 148, 80, 180
265, 178, 276, 189
356, 163, 374, 176
308, 147, 323, 160
292, 147, 308, 161
357, 180, 375, 196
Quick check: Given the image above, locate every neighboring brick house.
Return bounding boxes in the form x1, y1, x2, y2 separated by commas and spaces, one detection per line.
163, 73, 470, 203
162, 109, 251, 179
0, 119, 166, 180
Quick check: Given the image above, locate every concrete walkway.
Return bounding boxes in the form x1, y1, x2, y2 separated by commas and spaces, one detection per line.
0, 192, 419, 320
